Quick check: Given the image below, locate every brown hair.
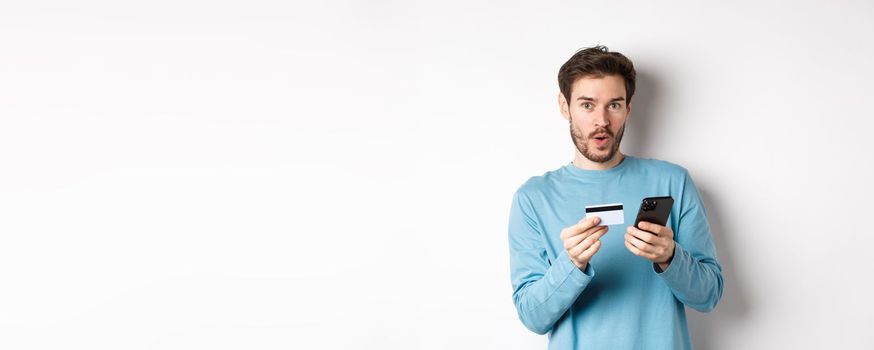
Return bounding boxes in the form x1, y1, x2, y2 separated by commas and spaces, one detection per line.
558, 45, 636, 105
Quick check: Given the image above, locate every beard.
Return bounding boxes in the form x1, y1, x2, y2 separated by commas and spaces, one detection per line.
569, 116, 625, 163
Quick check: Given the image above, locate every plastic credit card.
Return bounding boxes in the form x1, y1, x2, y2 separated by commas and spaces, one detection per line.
585, 203, 624, 226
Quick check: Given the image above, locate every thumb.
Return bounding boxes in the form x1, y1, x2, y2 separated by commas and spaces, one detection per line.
581, 215, 601, 228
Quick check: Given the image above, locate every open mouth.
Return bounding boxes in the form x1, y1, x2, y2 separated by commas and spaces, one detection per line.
592, 134, 611, 146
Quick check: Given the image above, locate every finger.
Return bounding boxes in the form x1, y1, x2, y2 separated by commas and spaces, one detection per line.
576, 215, 602, 232
581, 223, 608, 238
637, 221, 663, 236
577, 240, 602, 261
568, 236, 593, 257
563, 224, 605, 248
560, 226, 580, 240
560, 226, 573, 239
561, 216, 601, 239
577, 226, 608, 250
628, 228, 674, 259
644, 222, 674, 239
625, 233, 654, 253
569, 227, 607, 256
626, 226, 657, 244
564, 230, 588, 248
625, 240, 655, 260
572, 237, 603, 263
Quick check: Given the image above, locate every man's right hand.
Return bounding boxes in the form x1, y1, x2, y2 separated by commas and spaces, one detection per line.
560, 216, 608, 271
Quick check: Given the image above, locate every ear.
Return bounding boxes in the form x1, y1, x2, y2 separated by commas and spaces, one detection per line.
558, 93, 570, 121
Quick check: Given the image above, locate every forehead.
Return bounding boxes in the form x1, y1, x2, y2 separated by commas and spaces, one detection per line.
570, 75, 626, 100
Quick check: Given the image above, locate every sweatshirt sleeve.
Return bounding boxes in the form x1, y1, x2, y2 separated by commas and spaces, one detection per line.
655, 170, 724, 312
508, 190, 594, 335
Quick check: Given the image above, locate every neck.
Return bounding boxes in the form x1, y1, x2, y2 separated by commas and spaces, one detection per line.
573, 151, 625, 171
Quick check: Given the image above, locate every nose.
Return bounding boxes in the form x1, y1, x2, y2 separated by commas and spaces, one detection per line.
592, 108, 610, 128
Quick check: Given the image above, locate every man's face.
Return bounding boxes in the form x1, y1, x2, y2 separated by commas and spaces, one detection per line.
559, 75, 631, 163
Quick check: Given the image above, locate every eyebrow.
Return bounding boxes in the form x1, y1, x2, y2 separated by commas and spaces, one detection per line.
577, 96, 626, 103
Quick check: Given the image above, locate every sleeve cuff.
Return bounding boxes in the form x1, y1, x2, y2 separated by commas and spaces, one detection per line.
654, 242, 691, 281
558, 251, 595, 284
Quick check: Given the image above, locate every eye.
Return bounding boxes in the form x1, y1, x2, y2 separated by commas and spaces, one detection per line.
582, 102, 593, 110
609, 103, 622, 110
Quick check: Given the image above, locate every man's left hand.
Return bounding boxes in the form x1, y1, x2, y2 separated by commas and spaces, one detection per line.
625, 221, 675, 271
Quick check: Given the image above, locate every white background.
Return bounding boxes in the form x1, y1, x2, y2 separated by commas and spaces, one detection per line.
1, 1, 873, 349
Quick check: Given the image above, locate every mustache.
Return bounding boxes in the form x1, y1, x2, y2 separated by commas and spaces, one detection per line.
588, 128, 614, 138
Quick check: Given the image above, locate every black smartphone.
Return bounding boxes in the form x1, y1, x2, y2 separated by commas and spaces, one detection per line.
634, 196, 674, 229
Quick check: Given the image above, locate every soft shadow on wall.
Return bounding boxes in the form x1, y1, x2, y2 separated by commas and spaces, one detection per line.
689, 188, 750, 349
623, 69, 750, 350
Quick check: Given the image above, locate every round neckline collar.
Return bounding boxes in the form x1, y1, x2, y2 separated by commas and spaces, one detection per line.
562, 155, 634, 179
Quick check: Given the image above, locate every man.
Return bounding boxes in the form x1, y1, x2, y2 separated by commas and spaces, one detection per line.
508, 46, 723, 349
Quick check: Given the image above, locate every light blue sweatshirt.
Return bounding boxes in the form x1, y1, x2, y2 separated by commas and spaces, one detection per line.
508, 155, 723, 349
